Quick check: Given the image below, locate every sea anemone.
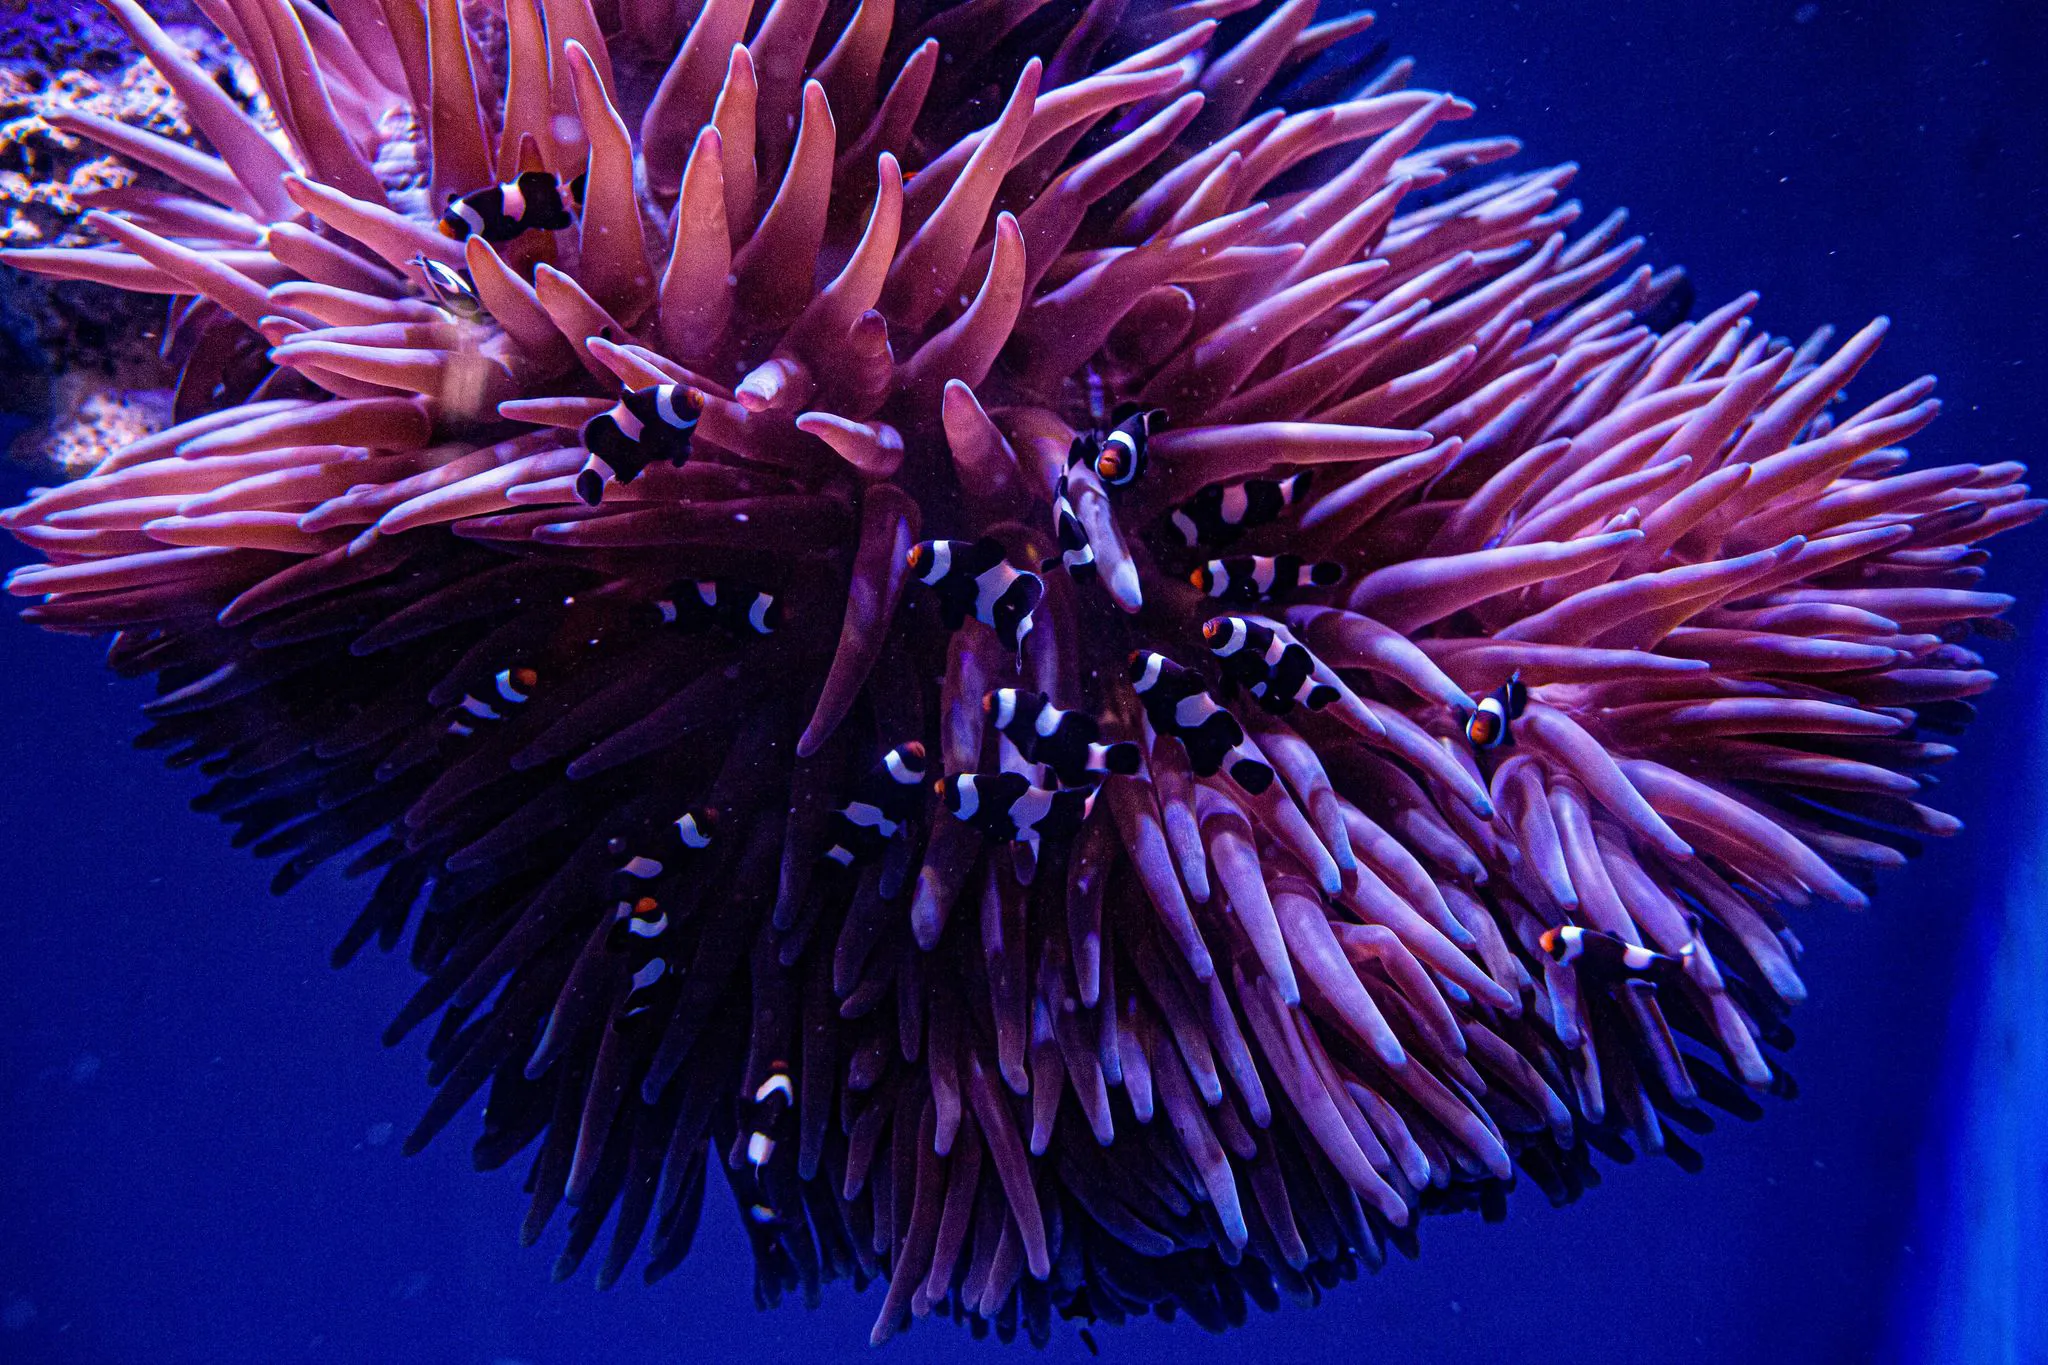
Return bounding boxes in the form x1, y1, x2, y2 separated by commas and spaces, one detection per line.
2, 0, 2037, 1345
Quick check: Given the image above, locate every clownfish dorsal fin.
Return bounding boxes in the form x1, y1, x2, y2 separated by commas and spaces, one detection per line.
515, 132, 547, 178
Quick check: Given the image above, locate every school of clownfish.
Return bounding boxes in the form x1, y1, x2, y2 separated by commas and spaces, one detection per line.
391, 362, 1687, 1227
405, 175, 1663, 1221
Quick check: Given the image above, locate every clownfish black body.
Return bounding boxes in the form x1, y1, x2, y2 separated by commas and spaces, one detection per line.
605, 808, 718, 1027
1191, 553, 1344, 605
577, 384, 703, 506
436, 169, 584, 243
984, 688, 1140, 787
1539, 925, 1692, 984
908, 538, 1043, 655
1089, 406, 1163, 488
650, 579, 781, 637
940, 771, 1099, 852
1464, 673, 1528, 750
446, 666, 536, 737
1202, 617, 1340, 714
821, 742, 928, 872
411, 255, 486, 321
1126, 651, 1276, 794
1046, 467, 1096, 583
1169, 472, 1311, 550
738, 1062, 797, 1224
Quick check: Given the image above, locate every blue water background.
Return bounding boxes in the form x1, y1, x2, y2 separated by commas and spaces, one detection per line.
2, 1, 2043, 1360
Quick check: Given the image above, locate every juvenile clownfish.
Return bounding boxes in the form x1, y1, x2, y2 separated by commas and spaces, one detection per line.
939, 771, 1098, 853
1538, 925, 1692, 983
907, 537, 1043, 655
1190, 553, 1343, 605
605, 807, 718, 1026
984, 688, 1139, 787
446, 666, 537, 737
1169, 472, 1311, 550
1201, 617, 1340, 715
820, 742, 928, 872
436, 169, 585, 243
1089, 406, 1163, 488
651, 579, 780, 637
577, 384, 703, 505
1045, 466, 1096, 583
1126, 650, 1275, 794
1464, 672, 1527, 750
411, 255, 486, 321
745, 1062, 795, 1171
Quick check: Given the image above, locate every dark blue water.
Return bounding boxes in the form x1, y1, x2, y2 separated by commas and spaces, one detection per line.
2, 2, 2044, 1361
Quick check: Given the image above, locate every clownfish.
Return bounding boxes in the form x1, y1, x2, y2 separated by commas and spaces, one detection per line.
1190, 553, 1343, 605
446, 666, 536, 737
411, 255, 486, 321
1085, 406, 1164, 488
907, 537, 1043, 655
1538, 925, 1692, 984
1464, 672, 1527, 750
1168, 472, 1311, 550
1201, 617, 1340, 715
984, 688, 1140, 787
1126, 650, 1275, 794
939, 771, 1098, 853
1046, 467, 1096, 583
605, 807, 718, 1026
577, 384, 703, 505
745, 1062, 795, 1170
821, 742, 928, 872
436, 169, 584, 243
651, 580, 780, 637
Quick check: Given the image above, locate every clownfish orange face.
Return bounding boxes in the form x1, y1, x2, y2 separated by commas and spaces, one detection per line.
511, 667, 538, 690
1466, 704, 1506, 748
906, 544, 930, 573
1538, 926, 1562, 956
1095, 447, 1129, 482
633, 896, 659, 915
1189, 566, 1215, 592
1201, 618, 1225, 642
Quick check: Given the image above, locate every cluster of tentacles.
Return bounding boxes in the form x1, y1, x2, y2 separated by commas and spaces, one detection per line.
3, 0, 2036, 1344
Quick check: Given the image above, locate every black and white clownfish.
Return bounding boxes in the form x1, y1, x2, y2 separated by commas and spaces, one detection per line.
1169, 472, 1311, 550
1464, 672, 1528, 750
744, 1062, 795, 1173
1538, 924, 1692, 984
984, 688, 1140, 787
1045, 466, 1096, 583
436, 169, 585, 242
446, 666, 536, 737
606, 807, 718, 1026
411, 255, 486, 321
1088, 406, 1164, 488
740, 1061, 797, 1224
821, 742, 928, 872
577, 384, 703, 505
1201, 617, 1340, 715
907, 537, 1043, 655
1126, 650, 1275, 794
1190, 553, 1343, 605
939, 771, 1099, 852
650, 579, 780, 637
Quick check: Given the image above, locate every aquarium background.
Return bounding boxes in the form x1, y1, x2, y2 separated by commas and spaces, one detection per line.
1, 0, 2042, 1361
